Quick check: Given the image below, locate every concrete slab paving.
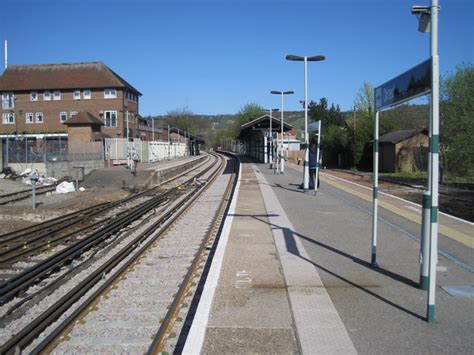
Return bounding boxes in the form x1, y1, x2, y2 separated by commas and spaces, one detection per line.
185, 158, 357, 354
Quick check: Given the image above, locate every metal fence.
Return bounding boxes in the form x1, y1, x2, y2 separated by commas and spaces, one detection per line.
104, 138, 187, 163
3, 137, 68, 165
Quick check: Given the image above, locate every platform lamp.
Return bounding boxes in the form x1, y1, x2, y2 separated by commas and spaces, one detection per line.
264, 108, 279, 168
286, 54, 325, 193
270, 90, 294, 174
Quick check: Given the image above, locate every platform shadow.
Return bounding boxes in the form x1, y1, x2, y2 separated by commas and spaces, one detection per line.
273, 183, 304, 194
251, 216, 425, 321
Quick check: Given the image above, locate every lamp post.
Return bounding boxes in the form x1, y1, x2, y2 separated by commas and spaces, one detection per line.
264, 108, 279, 168
286, 54, 325, 193
270, 90, 294, 174
412, 0, 440, 324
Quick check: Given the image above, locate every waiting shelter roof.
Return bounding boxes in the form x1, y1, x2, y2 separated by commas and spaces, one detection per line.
238, 114, 293, 139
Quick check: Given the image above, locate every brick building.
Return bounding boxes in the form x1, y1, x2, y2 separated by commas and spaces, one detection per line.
0, 61, 142, 140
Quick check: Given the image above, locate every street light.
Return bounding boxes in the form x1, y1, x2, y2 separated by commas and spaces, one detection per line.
286, 54, 325, 193
264, 108, 279, 168
270, 90, 294, 174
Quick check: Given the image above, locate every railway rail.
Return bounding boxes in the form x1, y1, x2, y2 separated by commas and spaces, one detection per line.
0, 184, 57, 206
0, 155, 210, 271
0, 152, 238, 354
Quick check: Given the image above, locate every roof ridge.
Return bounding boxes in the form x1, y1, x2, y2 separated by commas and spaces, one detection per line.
8, 61, 104, 69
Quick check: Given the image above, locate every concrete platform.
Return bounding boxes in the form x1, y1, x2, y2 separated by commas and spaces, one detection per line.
82, 155, 205, 190
185, 156, 473, 354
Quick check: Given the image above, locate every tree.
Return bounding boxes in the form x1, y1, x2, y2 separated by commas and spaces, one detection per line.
354, 81, 374, 114
348, 82, 376, 168
320, 125, 350, 167
308, 98, 344, 126
165, 106, 194, 132
237, 103, 264, 125
441, 63, 474, 180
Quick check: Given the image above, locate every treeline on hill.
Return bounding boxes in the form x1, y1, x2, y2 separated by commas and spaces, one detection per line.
142, 108, 235, 148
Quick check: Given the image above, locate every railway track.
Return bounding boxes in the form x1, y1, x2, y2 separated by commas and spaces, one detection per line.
0, 152, 238, 354
0, 155, 210, 273
0, 184, 57, 206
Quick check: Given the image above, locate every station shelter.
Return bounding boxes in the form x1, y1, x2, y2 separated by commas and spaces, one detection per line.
237, 114, 293, 163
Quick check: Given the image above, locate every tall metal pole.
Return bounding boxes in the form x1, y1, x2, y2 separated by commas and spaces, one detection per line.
303, 57, 310, 192
371, 110, 380, 266
427, 0, 440, 323
280, 93, 285, 174
269, 108, 273, 168
314, 120, 322, 193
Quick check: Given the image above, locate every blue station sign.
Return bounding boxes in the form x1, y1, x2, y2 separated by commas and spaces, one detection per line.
375, 58, 432, 110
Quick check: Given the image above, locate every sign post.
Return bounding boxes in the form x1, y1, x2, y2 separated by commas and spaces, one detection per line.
427, 0, 440, 324
374, 47, 437, 322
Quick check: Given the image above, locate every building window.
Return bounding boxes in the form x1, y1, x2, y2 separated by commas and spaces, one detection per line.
53, 90, 61, 100
43, 91, 51, 101
35, 112, 44, 123
30, 91, 38, 101
26, 112, 34, 124
73, 90, 81, 100
2, 113, 15, 124
70, 111, 78, 117
1, 92, 14, 109
104, 110, 117, 127
83, 89, 91, 99
60, 111, 67, 123
104, 89, 117, 99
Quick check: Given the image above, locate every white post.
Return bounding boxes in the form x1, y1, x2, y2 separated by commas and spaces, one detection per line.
152, 118, 155, 141
427, 0, 439, 323
314, 120, 322, 193
126, 111, 130, 167
304, 57, 310, 192
264, 135, 268, 164
280, 93, 285, 174
269, 109, 273, 168
371, 110, 380, 266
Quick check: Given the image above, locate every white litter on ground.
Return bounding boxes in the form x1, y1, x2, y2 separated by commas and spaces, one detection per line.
56, 181, 76, 194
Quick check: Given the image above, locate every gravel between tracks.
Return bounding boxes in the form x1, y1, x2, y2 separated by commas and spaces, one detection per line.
38, 160, 231, 354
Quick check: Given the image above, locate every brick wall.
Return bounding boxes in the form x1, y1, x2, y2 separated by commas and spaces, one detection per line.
0, 88, 140, 138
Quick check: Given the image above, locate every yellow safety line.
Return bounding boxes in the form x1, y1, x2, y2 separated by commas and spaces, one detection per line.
322, 176, 474, 249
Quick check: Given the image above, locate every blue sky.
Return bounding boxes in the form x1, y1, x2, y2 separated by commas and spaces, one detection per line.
1, 0, 472, 115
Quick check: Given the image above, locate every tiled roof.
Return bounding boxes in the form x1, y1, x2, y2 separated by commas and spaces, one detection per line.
0, 62, 141, 94
379, 128, 427, 144
64, 111, 104, 126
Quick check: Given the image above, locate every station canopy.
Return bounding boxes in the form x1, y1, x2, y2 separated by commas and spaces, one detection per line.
238, 114, 293, 139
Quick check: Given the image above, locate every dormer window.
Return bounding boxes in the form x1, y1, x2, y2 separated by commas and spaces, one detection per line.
73, 90, 81, 100
30, 91, 38, 101
43, 91, 51, 101
104, 89, 117, 99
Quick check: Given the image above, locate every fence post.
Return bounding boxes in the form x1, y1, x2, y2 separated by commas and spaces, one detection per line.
43, 136, 47, 165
